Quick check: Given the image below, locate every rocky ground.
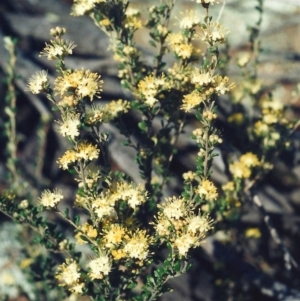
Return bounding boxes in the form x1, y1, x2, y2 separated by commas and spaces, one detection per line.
1, 0, 300, 301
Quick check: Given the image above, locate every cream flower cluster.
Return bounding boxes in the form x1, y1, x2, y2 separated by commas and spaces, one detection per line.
104, 226, 152, 262
178, 10, 202, 29
181, 68, 235, 112
229, 152, 260, 179
57, 141, 100, 170
196, 179, 218, 202
27, 71, 49, 94
57, 113, 81, 140
71, 0, 106, 16
85, 99, 130, 125
90, 182, 148, 221
54, 69, 103, 102
155, 196, 212, 257
166, 32, 196, 60
39, 188, 64, 208
137, 73, 173, 107
56, 259, 84, 294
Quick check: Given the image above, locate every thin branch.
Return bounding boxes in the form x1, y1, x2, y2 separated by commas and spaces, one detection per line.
216, 0, 227, 23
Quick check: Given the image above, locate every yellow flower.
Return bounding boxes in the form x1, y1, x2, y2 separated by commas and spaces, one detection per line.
181, 90, 204, 112
99, 18, 111, 27
92, 195, 117, 221
262, 113, 278, 124
103, 224, 127, 249
157, 24, 168, 36
254, 121, 269, 136
58, 239, 68, 250
56, 259, 84, 294
174, 43, 194, 59
229, 161, 251, 179
106, 99, 130, 118
88, 255, 112, 279
70, 282, 84, 294
214, 75, 235, 95
240, 153, 260, 168
261, 98, 284, 112
114, 182, 148, 209
222, 181, 235, 192
111, 248, 127, 260
57, 149, 77, 170
167, 32, 197, 59
124, 16, 143, 30
159, 196, 186, 220
187, 215, 212, 235
196, 179, 218, 201
18, 199, 29, 209
174, 233, 197, 257
242, 79, 262, 94
39, 189, 63, 208
85, 103, 112, 124
27, 70, 48, 94
245, 227, 261, 239
201, 22, 229, 45
137, 73, 172, 107
54, 69, 103, 101
80, 223, 98, 238
122, 45, 138, 56
125, 6, 140, 17
57, 113, 81, 139
178, 10, 201, 29
50, 26, 66, 37
76, 142, 100, 160
191, 68, 215, 86
57, 142, 100, 169
20, 258, 33, 269
56, 258, 81, 287
203, 109, 218, 120
228, 113, 244, 124
71, 0, 106, 16
237, 52, 251, 67
183, 171, 196, 182
166, 32, 185, 48
124, 230, 151, 260
40, 39, 76, 60
58, 95, 79, 107
154, 215, 172, 237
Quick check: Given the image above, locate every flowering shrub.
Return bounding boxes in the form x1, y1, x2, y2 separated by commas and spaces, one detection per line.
1, 0, 299, 300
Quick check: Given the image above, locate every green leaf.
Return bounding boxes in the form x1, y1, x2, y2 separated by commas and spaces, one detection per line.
51, 105, 59, 111
74, 215, 80, 226
131, 100, 140, 109
64, 208, 69, 218
173, 260, 181, 273
77, 188, 85, 197
127, 281, 137, 289
156, 267, 166, 277
164, 259, 171, 269
158, 61, 166, 70
138, 121, 147, 131
146, 275, 155, 288
149, 40, 157, 48
79, 235, 90, 242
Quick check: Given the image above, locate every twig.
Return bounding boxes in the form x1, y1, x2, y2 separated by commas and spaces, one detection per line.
216, 0, 227, 23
